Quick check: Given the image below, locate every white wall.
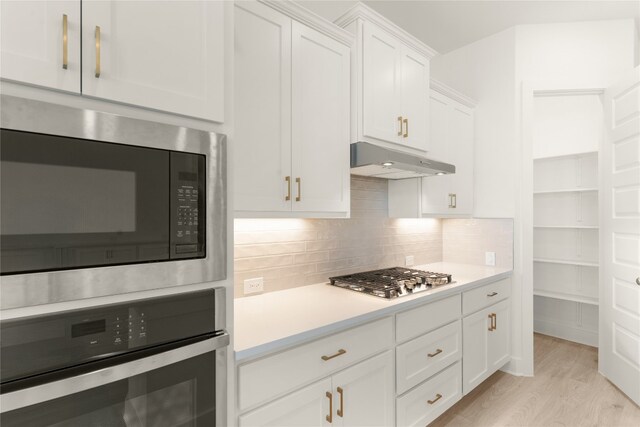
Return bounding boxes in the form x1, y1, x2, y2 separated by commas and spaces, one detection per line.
431, 18, 636, 376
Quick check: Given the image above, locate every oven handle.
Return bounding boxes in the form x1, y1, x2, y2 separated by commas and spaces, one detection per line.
0, 332, 229, 413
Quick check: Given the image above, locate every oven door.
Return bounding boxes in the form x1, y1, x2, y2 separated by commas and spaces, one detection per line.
0, 333, 229, 427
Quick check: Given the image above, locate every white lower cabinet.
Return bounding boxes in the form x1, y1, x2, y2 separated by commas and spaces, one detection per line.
239, 351, 394, 427
396, 362, 462, 427
462, 298, 511, 395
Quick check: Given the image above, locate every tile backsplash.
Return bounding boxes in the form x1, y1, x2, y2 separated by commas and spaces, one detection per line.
234, 176, 442, 297
234, 176, 514, 298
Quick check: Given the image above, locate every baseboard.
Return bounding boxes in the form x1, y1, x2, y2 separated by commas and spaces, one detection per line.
534, 319, 598, 347
500, 356, 533, 377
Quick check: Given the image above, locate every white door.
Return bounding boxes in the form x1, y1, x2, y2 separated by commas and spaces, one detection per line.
422, 90, 451, 215
331, 351, 394, 427
600, 67, 640, 406
0, 0, 80, 93
488, 299, 511, 372
400, 46, 429, 151
234, 1, 292, 213
238, 378, 332, 427
449, 104, 475, 215
291, 22, 350, 214
462, 307, 491, 395
362, 23, 402, 144
82, 1, 223, 121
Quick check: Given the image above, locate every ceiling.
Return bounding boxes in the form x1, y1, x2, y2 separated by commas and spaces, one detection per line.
299, 0, 640, 54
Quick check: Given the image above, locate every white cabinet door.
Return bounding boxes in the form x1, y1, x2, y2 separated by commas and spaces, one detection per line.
421, 90, 451, 215
362, 23, 402, 144
0, 0, 80, 93
400, 46, 429, 151
82, 1, 223, 121
462, 306, 491, 395
331, 351, 394, 427
448, 104, 474, 214
488, 299, 511, 372
239, 378, 332, 427
234, 1, 292, 213
291, 22, 350, 214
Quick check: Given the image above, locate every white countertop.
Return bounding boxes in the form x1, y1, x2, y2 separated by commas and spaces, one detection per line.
234, 262, 512, 362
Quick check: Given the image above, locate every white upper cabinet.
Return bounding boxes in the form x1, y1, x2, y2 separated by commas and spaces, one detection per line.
234, 1, 352, 218
82, 1, 224, 121
389, 80, 476, 218
336, 3, 435, 154
0, 1, 81, 93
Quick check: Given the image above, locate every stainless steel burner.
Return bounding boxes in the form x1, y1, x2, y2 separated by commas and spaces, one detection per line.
328, 267, 453, 299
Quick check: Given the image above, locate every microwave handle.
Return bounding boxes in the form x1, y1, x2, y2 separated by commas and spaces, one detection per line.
1, 332, 229, 413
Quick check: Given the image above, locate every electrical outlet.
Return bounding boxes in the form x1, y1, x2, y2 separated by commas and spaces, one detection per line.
405, 255, 415, 266
244, 277, 264, 294
485, 252, 496, 266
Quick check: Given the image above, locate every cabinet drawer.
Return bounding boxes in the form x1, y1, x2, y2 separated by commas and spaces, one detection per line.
396, 320, 461, 394
238, 317, 393, 411
463, 278, 511, 315
396, 362, 462, 427
396, 294, 461, 343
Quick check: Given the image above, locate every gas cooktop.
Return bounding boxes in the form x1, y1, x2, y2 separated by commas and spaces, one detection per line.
328, 267, 453, 299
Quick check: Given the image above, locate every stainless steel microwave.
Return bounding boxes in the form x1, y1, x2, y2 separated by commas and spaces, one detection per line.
0, 96, 227, 309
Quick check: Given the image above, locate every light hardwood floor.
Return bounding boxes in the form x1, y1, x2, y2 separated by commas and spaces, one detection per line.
431, 333, 640, 427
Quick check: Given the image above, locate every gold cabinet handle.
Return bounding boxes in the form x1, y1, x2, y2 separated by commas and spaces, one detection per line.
397, 116, 403, 136
452, 193, 457, 208
326, 391, 333, 423
427, 393, 442, 405
487, 292, 498, 297
295, 177, 301, 202
62, 14, 68, 69
285, 176, 291, 201
428, 348, 443, 358
321, 349, 346, 361
95, 26, 101, 78
448, 193, 454, 208
488, 313, 494, 331
403, 118, 408, 138
493, 313, 497, 330
337, 386, 344, 417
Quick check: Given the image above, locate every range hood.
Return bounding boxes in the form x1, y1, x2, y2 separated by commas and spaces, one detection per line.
350, 142, 455, 179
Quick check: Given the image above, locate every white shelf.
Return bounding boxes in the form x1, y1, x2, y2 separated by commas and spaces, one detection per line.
534, 290, 599, 306
534, 258, 599, 267
534, 225, 599, 229
533, 150, 598, 161
533, 188, 598, 195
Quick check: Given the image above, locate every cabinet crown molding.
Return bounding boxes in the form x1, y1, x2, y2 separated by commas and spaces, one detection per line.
430, 79, 477, 108
260, 0, 354, 46
334, 2, 438, 59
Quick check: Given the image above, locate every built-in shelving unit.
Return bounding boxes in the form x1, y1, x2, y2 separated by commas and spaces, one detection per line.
531, 91, 603, 347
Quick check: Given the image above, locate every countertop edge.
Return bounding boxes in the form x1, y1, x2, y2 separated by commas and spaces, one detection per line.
235, 269, 512, 363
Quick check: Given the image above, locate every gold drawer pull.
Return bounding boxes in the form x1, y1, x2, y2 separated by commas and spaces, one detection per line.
397, 116, 403, 136
285, 176, 291, 201
326, 391, 333, 423
337, 386, 344, 417
487, 292, 498, 297
321, 349, 346, 361
62, 14, 68, 69
493, 313, 497, 330
488, 313, 494, 331
403, 118, 408, 138
428, 348, 443, 358
427, 393, 442, 405
95, 26, 101, 78
295, 177, 301, 202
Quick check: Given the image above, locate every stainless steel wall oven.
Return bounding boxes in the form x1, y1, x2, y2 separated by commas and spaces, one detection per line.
0, 96, 227, 309
0, 288, 229, 427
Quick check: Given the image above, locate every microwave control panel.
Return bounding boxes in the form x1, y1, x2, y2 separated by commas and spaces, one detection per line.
170, 152, 205, 258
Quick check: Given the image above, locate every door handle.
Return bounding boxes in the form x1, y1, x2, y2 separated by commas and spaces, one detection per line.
427, 393, 442, 405
488, 313, 494, 331
403, 118, 408, 138
636, 277, 639, 286
337, 386, 344, 417
95, 26, 101, 78
285, 176, 291, 201
295, 177, 301, 202
397, 116, 403, 136
487, 292, 498, 297
326, 391, 333, 423
452, 193, 457, 208
493, 313, 497, 330
62, 14, 68, 69
448, 193, 454, 208
427, 348, 442, 358
321, 349, 346, 361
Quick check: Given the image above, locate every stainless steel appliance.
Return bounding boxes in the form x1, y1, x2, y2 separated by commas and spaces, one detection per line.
350, 142, 455, 179
329, 267, 453, 299
0, 288, 229, 426
0, 96, 226, 309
